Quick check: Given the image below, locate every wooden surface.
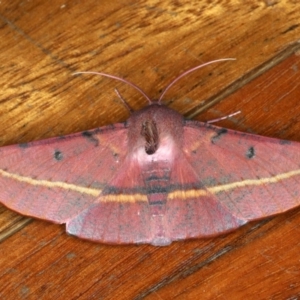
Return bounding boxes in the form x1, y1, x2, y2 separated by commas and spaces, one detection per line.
0, 1, 300, 299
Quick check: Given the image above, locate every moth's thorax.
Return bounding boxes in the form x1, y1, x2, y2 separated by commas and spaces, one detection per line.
127, 104, 184, 164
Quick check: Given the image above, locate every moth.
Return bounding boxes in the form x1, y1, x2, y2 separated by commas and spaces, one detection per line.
0, 59, 299, 246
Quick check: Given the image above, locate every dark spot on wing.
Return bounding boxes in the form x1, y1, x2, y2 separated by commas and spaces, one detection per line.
82, 131, 99, 146
112, 152, 120, 160
19, 143, 29, 148
145, 175, 169, 182
279, 139, 291, 145
246, 146, 255, 159
201, 176, 218, 186
211, 128, 228, 144
54, 150, 63, 161
147, 186, 168, 194
149, 200, 166, 206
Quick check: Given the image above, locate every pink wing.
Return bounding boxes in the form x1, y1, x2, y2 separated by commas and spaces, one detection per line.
163, 120, 300, 240
0, 123, 128, 223
0, 122, 173, 245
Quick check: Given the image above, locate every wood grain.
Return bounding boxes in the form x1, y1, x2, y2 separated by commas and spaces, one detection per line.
0, 0, 300, 299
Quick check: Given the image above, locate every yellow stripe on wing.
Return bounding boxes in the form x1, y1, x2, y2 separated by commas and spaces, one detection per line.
0, 169, 100, 197
168, 169, 300, 199
208, 168, 300, 194
1, 168, 300, 202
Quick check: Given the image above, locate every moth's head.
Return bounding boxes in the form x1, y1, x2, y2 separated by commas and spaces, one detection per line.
127, 104, 184, 157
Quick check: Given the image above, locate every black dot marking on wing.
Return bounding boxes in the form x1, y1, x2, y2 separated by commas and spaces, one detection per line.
82, 131, 99, 146
54, 150, 63, 161
211, 128, 228, 144
246, 146, 255, 159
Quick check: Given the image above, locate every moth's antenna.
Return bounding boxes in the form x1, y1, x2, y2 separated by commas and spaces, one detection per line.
73, 71, 152, 105
206, 111, 241, 124
158, 58, 236, 104
114, 88, 134, 113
